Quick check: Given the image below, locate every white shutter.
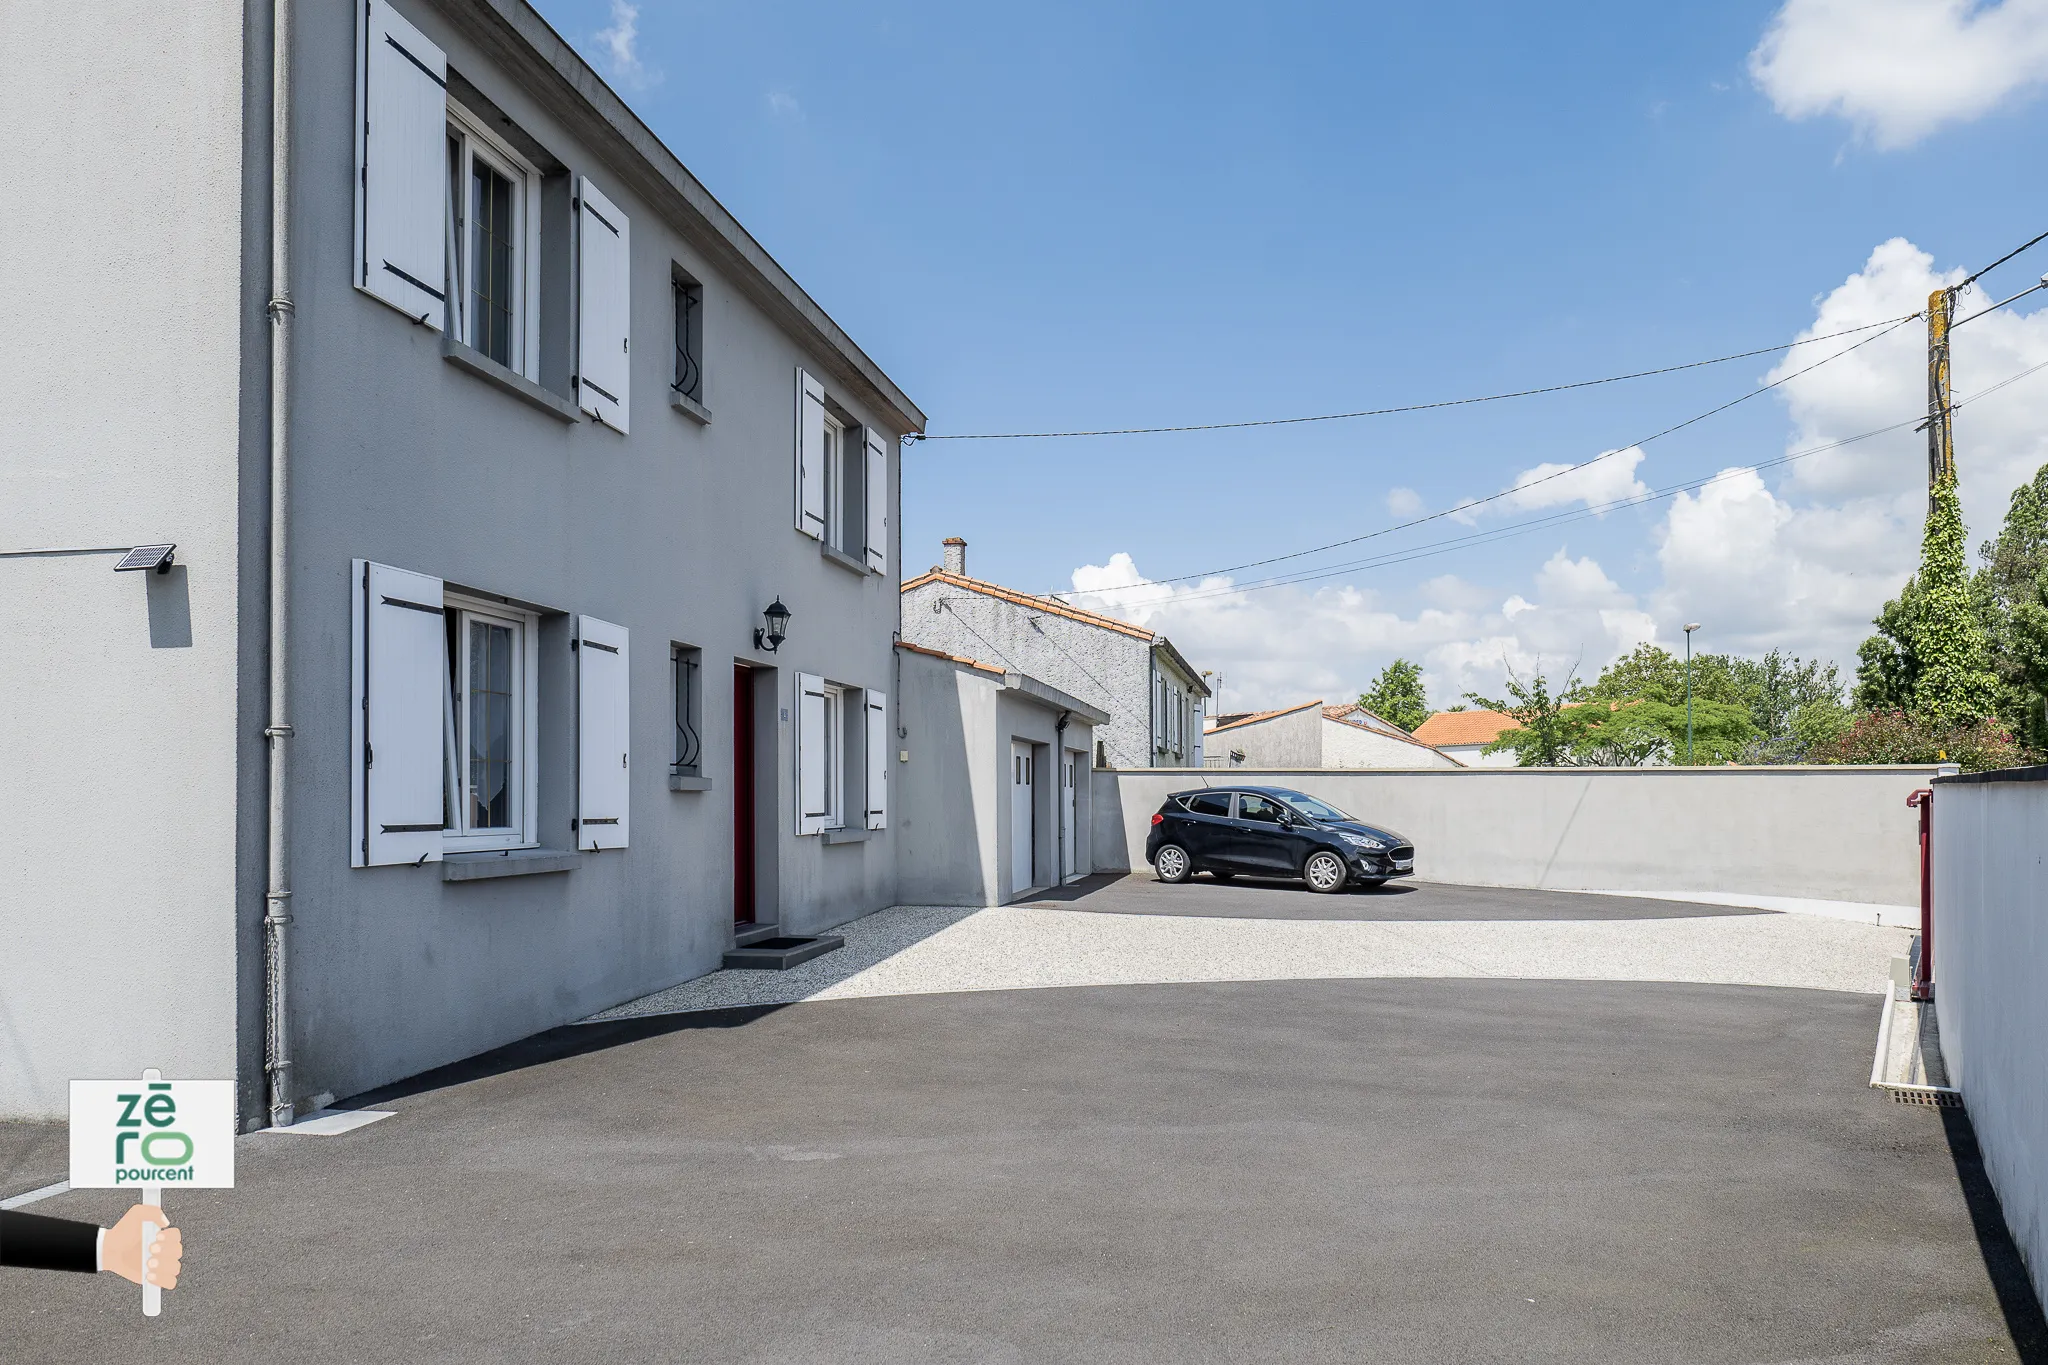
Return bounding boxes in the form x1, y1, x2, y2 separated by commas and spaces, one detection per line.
576, 615, 631, 850
351, 560, 446, 867
795, 370, 826, 539
796, 672, 828, 835
862, 428, 888, 574
356, 0, 447, 327
577, 177, 631, 433
864, 689, 888, 830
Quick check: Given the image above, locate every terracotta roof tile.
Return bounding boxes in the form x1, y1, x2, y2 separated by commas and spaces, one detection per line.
1411, 709, 1523, 747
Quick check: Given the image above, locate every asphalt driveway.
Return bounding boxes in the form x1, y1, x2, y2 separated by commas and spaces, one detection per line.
2, 975, 2039, 1363
1027, 872, 1772, 921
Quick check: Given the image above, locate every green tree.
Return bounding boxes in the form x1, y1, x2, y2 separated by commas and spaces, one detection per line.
1465, 663, 1591, 767
1571, 698, 1757, 766
1725, 648, 1847, 762
1911, 478, 1998, 724
1359, 658, 1430, 732
1583, 643, 1744, 709
1854, 578, 1923, 710
1974, 461, 2048, 749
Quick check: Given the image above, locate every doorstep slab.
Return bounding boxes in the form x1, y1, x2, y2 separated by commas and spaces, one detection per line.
722, 935, 844, 971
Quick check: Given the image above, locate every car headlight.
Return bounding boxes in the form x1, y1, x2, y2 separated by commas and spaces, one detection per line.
1338, 832, 1387, 850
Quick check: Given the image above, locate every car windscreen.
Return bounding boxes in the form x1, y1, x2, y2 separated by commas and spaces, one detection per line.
1275, 791, 1352, 823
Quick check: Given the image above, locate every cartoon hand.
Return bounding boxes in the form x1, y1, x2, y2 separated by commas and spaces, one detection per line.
103, 1205, 183, 1289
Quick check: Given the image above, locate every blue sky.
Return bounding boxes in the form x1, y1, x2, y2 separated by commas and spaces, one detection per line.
536, 0, 2048, 711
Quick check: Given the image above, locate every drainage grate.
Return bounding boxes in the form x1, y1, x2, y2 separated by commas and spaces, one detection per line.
1890, 1087, 1964, 1108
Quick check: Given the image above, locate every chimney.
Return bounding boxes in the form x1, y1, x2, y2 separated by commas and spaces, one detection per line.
942, 537, 967, 576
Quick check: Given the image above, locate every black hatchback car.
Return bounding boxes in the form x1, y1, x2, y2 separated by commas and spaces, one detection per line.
1145, 786, 1415, 893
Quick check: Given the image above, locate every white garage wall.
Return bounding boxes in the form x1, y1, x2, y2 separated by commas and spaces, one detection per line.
1929, 770, 2048, 1313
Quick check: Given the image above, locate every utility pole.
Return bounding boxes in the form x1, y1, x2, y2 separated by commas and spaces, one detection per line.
1926, 287, 1956, 502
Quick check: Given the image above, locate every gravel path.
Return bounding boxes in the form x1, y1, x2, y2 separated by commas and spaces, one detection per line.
587, 884, 1910, 1023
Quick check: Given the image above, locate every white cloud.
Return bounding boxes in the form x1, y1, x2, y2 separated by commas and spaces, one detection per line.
595, 1, 660, 90
1503, 446, 1650, 514
1385, 486, 1424, 517
767, 89, 804, 120
1067, 239, 2048, 712
1064, 550, 1658, 715
1651, 237, 2048, 662
1750, 0, 2048, 148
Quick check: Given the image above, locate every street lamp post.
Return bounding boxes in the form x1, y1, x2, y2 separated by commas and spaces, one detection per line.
1683, 623, 1701, 765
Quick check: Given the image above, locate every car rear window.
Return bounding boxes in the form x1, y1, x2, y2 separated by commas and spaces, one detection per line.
1177, 792, 1232, 817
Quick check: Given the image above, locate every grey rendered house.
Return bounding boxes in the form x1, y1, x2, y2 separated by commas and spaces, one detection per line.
1, 0, 921, 1126
900, 539, 1210, 769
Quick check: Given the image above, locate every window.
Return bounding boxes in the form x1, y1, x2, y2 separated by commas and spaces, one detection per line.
443, 595, 539, 851
820, 683, 846, 829
672, 273, 703, 403
445, 108, 539, 375
821, 413, 846, 551
1238, 794, 1287, 825
1179, 791, 1231, 817
671, 643, 702, 778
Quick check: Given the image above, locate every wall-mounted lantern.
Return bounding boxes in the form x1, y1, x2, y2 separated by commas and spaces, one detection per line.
755, 597, 791, 653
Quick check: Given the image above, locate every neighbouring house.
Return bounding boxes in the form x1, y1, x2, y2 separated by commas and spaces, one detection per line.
2, 0, 923, 1124
1411, 709, 1524, 768
900, 538, 1211, 769
1204, 701, 1462, 769
894, 643, 1107, 905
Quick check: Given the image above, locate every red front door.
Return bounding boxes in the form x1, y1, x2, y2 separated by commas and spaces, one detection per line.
732, 663, 756, 925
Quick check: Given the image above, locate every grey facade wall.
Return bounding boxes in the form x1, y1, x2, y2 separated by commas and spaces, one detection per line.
1205, 708, 1322, 768
1929, 772, 2048, 1312
0, 1, 255, 1117
1322, 720, 1462, 770
0, 0, 917, 1119
901, 581, 1158, 768
896, 653, 1001, 907
895, 650, 1095, 906
1092, 766, 1938, 907
269, 0, 910, 1107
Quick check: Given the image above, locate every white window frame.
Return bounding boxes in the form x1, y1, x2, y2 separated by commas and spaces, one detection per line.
445, 105, 541, 379
444, 592, 541, 852
821, 412, 847, 551
821, 683, 846, 829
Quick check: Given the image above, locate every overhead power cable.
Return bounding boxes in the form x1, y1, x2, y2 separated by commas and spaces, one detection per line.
1135, 312, 1920, 588
1068, 354, 2048, 611
1960, 228, 2048, 291
904, 314, 1917, 442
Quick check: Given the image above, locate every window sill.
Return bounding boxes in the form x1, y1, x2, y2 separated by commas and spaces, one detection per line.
669, 772, 714, 792
442, 848, 580, 881
820, 543, 874, 577
669, 389, 712, 424
442, 339, 580, 423
822, 827, 868, 846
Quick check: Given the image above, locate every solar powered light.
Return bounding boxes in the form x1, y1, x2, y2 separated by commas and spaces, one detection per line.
755, 597, 790, 653
113, 544, 176, 575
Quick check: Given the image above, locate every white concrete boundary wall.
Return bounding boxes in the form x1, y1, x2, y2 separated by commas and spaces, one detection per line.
1093, 766, 1938, 907
1930, 770, 2048, 1310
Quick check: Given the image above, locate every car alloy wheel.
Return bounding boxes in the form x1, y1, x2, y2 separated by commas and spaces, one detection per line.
1155, 844, 1192, 883
1303, 850, 1348, 894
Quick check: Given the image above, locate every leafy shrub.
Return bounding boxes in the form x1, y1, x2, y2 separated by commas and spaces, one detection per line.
1819, 710, 2030, 771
